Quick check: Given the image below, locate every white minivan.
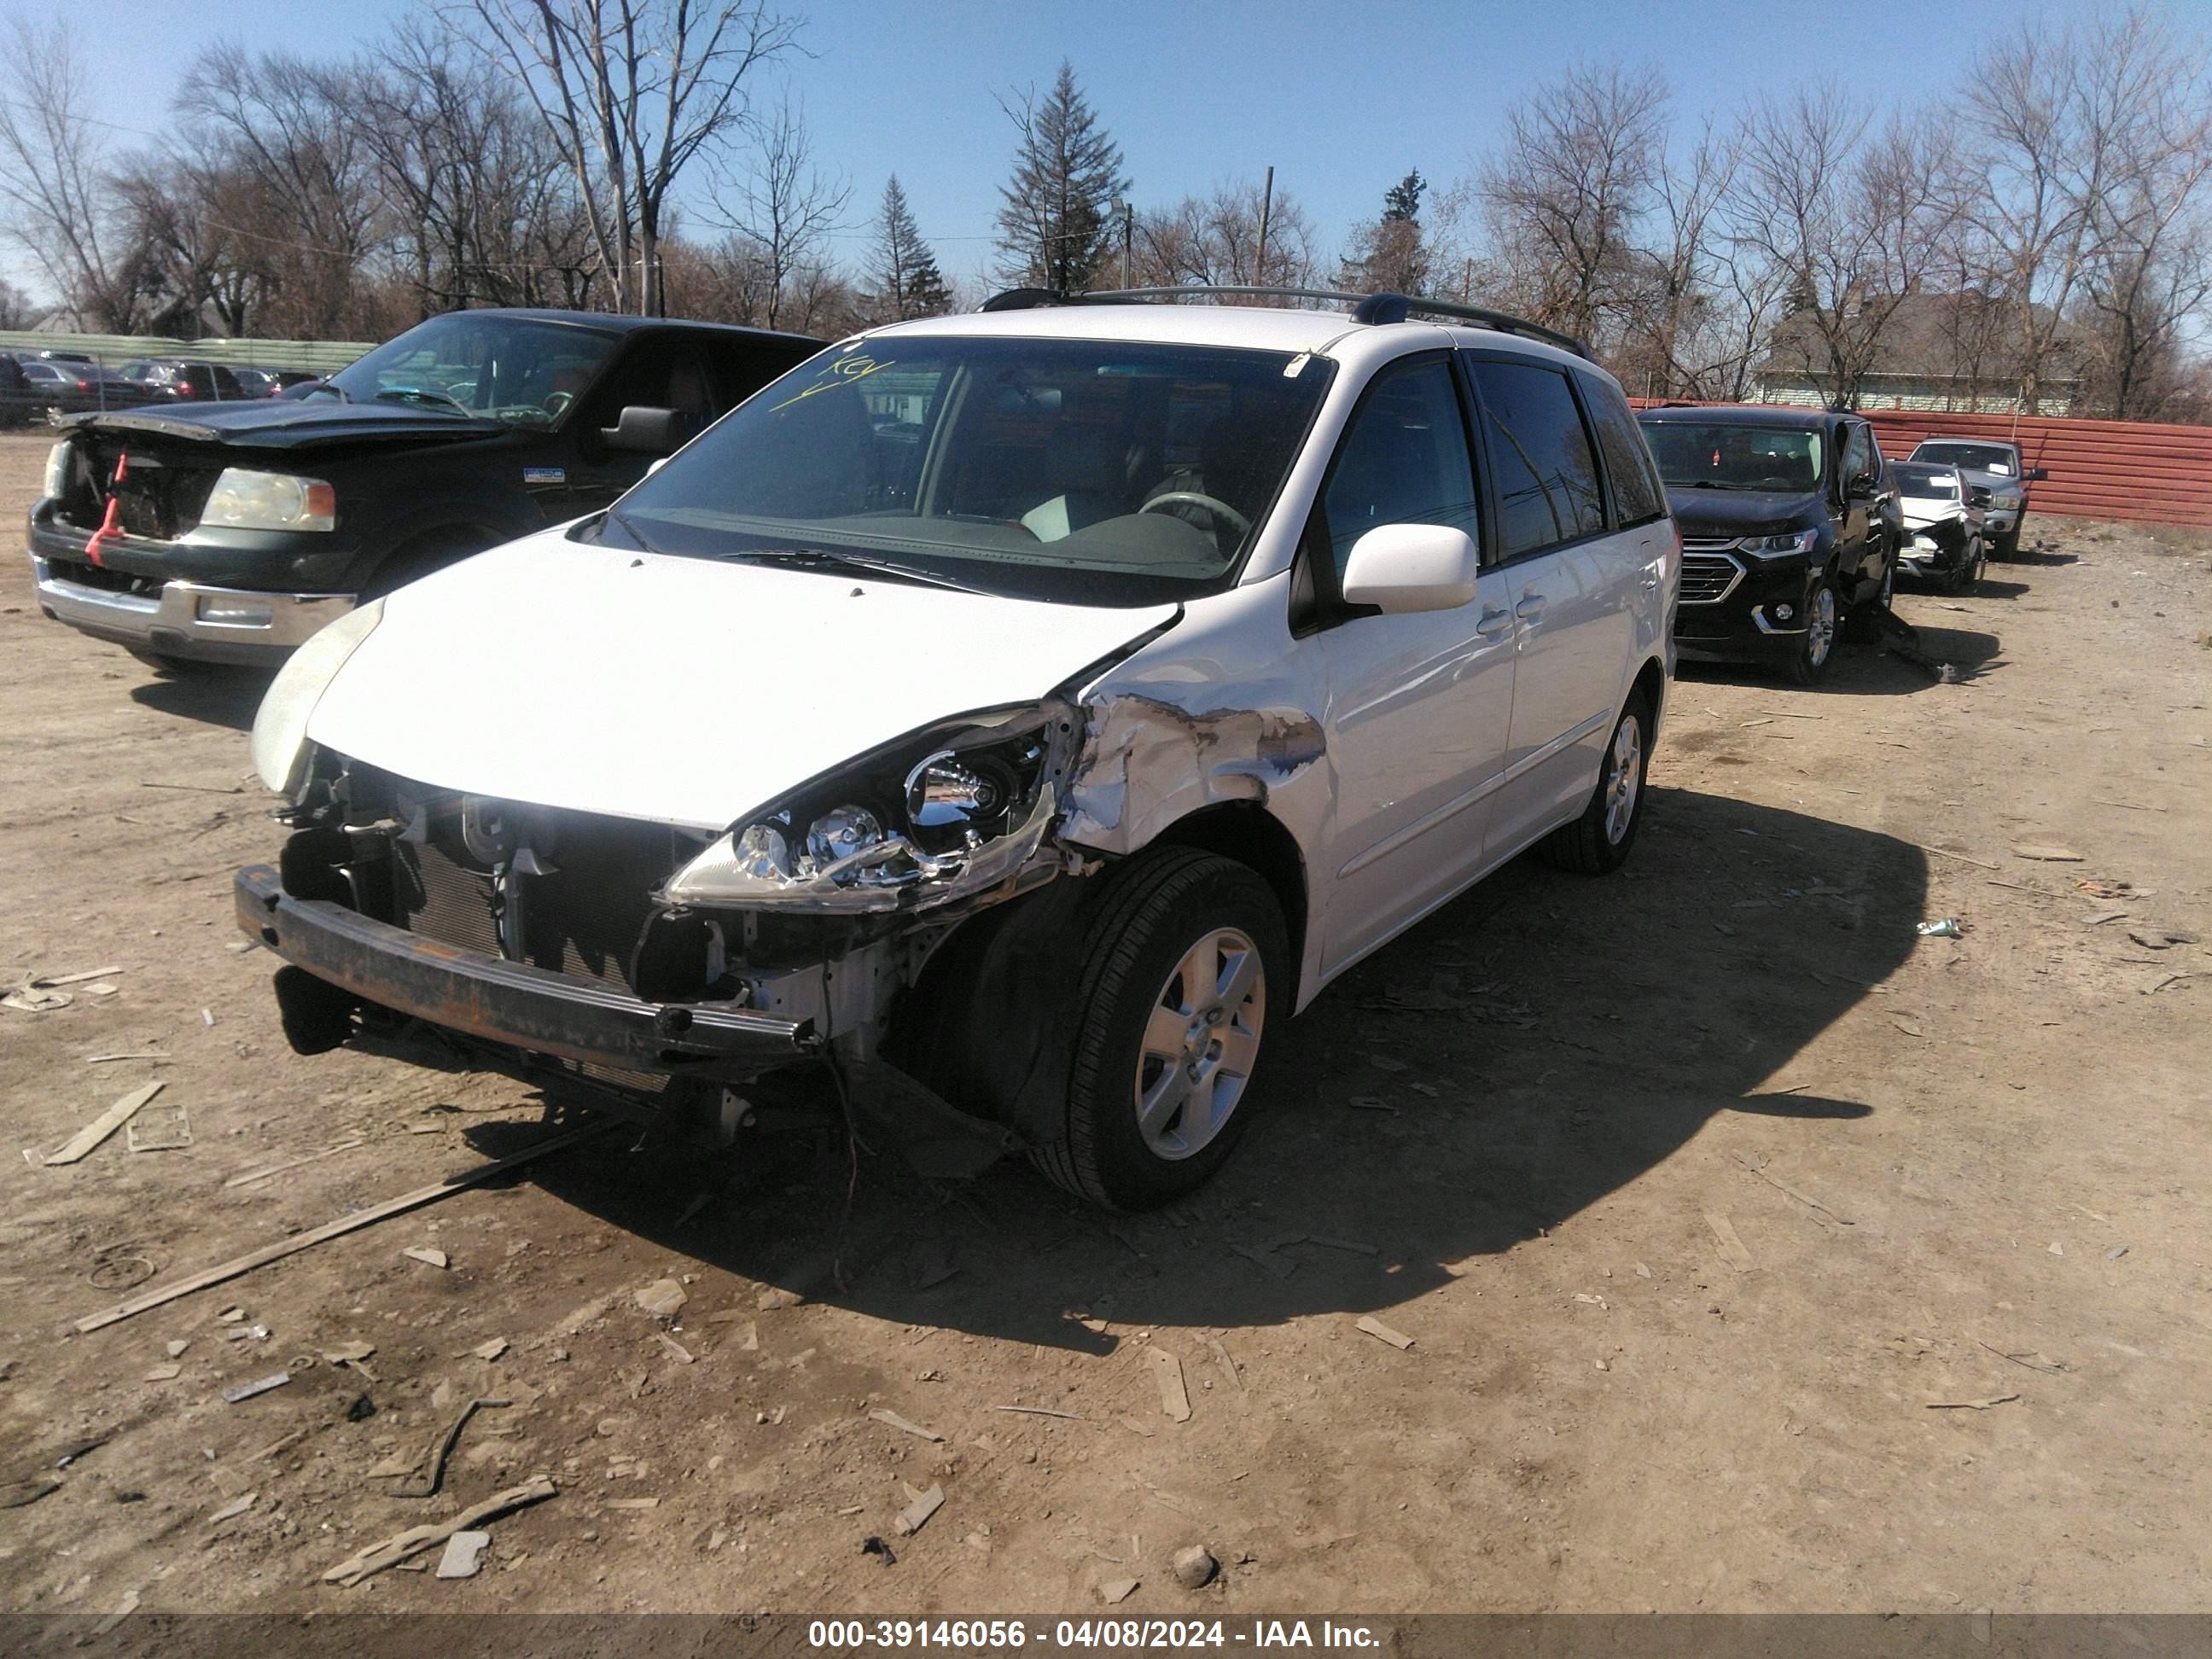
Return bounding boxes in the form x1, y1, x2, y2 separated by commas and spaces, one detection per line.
240, 288, 1679, 1209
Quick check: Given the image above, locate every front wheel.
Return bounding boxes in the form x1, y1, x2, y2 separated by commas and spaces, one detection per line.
1035, 848, 1287, 1211
1991, 527, 2020, 560
1784, 574, 1840, 684
1540, 693, 1653, 875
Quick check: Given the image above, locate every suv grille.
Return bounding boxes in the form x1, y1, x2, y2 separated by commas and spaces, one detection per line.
1679, 551, 1743, 604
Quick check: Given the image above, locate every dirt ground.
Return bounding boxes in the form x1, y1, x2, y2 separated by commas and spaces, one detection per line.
2, 423, 2209, 1622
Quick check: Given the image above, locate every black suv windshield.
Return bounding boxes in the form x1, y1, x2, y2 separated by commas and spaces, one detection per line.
1893, 463, 1961, 498
601, 335, 1335, 606
1914, 442, 2016, 475
315, 313, 620, 428
1639, 420, 1825, 492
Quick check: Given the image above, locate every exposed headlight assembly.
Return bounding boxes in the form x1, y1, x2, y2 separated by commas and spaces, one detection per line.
249, 598, 387, 795
43, 439, 71, 501
1737, 528, 1820, 556
664, 704, 1073, 913
203, 468, 337, 532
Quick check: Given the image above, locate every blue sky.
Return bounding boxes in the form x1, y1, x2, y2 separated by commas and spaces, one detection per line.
3, 0, 2198, 303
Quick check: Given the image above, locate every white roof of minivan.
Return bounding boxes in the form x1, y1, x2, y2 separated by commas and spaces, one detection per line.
869, 300, 1597, 376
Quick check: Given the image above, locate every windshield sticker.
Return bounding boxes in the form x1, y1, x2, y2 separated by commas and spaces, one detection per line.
771, 354, 895, 412
523, 467, 565, 485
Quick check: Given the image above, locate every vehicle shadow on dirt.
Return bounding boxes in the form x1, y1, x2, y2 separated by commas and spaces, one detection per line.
1679, 621, 2005, 694
485, 784, 1923, 1353
128, 667, 270, 731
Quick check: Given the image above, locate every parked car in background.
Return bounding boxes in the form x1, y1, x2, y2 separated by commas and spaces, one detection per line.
17, 360, 156, 414
31, 307, 821, 668
1636, 404, 1895, 684
234, 288, 1677, 1210
0, 353, 38, 428
1892, 461, 1988, 592
1904, 438, 2045, 558
232, 368, 284, 399
146, 361, 247, 403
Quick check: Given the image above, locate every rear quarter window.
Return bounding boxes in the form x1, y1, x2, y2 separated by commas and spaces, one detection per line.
1575, 371, 1666, 526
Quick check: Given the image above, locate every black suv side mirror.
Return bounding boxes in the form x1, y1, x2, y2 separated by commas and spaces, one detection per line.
602, 405, 689, 455
2027, 466, 2048, 482
1846, 470, 1878, 499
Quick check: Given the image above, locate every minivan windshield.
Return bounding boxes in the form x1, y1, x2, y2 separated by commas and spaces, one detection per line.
598, 335, 1335, 606
1639, 420, 1825, 493
311, 312, 620, 428
1913, 441, 2015, 475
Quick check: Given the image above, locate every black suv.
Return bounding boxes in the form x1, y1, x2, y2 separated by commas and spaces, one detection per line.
1636, 404, 1896, 684
32, 309, 821, 668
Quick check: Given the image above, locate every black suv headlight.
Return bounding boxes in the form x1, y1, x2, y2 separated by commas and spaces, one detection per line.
1736, 529, 1819, 556
662, 701, 1075, 912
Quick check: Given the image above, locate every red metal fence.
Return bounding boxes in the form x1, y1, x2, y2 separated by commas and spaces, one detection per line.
1861, 410, 2212, 529
1633, 401, 2212, 528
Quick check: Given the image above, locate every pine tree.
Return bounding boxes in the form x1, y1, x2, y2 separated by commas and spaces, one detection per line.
1340, 169, 1432, 296
1382, 170, 1427, 225
865, 175, 951, 323
993, 61, 1130, 293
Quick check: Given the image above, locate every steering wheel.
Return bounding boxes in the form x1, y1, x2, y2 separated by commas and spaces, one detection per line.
542, 391, 574, 418
1139, 491, 1251, 539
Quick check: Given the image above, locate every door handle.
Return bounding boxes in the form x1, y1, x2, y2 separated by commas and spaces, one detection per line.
1514, 597, 1545, 620
1640, 572, 1659, 591
1475, 607, 1513, 638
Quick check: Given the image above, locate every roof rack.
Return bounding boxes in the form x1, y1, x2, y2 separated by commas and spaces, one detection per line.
978, 283, 1592, 360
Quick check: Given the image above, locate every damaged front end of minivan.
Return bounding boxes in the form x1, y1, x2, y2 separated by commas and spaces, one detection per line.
238, 696, 1091, 1115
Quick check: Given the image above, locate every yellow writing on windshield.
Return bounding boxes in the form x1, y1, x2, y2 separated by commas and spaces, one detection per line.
771, 354, 895, 412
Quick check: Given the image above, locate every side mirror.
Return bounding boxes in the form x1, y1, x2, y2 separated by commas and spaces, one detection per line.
2027, 466, 2048, 482
1847, 470, 1878, 499
1340, 522, 1481, 614
602, 405, 688, 455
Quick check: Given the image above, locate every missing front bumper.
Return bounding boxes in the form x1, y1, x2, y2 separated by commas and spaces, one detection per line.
235, 864, 814, 1080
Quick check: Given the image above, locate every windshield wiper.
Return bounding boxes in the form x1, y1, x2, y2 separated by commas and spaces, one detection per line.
727, 546, 975, 592
372, 386, 474, 417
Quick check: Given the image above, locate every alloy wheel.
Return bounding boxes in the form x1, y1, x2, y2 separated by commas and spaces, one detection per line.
1134, 928, 1266, 1161
1604, 712, 1643, 845
1806, 584, 1837, 668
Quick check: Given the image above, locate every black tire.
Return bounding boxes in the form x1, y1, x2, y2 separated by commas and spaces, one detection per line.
1034, 847, 1288, 1211
1784, 571, 1841, 685
1944, 537, 1984, 596
1540, 690, 1654, 876
362, 532, 480, 600
1992, 527, 2020, 560
1842, 550, 1895, 643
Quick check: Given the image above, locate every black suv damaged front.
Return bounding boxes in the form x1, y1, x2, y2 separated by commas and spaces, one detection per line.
1635, 405, 1894, 685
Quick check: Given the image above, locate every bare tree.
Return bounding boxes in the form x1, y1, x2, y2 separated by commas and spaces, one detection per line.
0, 275, 34, 329
176, 45, 390, 337
1133, 178, 1319, 293
994, 61, 1129, 292
447, 0, 803, 316
1478, 62, 1667, 346
356, 20, 597, 316
110, 155, 279, 335
709, 99, 848, 330
1727, 92, 1964, 406
0, 18, 146, 329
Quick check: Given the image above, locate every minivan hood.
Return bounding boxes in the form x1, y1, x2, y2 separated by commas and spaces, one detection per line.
67, 399, 505, 451
1664, 486, 1827, 540
301, 529, 1179, 829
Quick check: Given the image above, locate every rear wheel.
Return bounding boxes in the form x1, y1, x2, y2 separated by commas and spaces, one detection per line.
1842, 550, 1895, 643
1540, 692, 1653, 875
1784, 575, 1839, 684
1035, 848, 1286, 1211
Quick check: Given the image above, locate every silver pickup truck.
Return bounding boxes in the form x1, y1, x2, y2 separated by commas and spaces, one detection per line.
1905, 438, 2047, 559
